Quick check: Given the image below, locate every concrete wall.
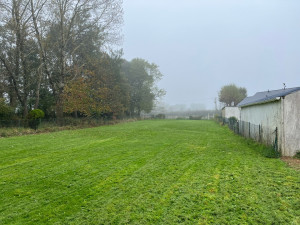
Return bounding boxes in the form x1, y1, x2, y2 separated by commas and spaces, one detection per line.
240, 101, 281, 149
222, 107, 240, 119
240, 101, 281, 127
282, 90, 300, 156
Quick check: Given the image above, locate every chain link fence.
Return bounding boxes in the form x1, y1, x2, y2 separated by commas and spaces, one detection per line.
217, 116, 279, 153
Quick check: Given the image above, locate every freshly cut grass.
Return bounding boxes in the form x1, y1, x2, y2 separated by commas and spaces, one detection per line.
0, 120, 299, 224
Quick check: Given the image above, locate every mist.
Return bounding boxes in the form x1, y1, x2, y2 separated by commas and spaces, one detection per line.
123, 0, 300, 109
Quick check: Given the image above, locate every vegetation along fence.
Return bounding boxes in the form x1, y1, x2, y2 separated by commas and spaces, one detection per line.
0, 117, 117, 129
218, 117, 279, 153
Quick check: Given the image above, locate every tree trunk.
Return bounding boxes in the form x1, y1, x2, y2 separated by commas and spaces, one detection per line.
23, 98, 28, 118
55, 93, 64, 125
74, 111, 78, 118
34, 67, 42, 109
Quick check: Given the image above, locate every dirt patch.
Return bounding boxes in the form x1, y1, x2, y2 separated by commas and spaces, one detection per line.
281, 157, 300, 171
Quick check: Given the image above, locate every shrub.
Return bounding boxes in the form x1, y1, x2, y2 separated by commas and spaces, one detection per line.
228, 116, 238, 124
0, 98, 14, 120
27, 109, 45, 130
294, 151, 300, 159
27, 109, 45, 120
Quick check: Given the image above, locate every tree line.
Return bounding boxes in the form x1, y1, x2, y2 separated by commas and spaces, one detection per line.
0, 0, 164, 122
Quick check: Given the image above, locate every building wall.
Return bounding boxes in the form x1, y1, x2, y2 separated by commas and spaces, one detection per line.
222, 107, 240, 119
240, 101, 281, 127
240, 101, 281, 149
239, 90, 300, 156
282, 91, 300, 156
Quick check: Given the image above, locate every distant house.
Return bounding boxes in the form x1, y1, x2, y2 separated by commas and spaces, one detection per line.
221, 107, 240, 120
237, 87, 300, 156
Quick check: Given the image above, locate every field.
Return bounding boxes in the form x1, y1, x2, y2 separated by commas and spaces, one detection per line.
0, 120, 299, 224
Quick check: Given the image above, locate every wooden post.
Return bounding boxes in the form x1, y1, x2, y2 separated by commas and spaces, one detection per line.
249, 122, 251, 138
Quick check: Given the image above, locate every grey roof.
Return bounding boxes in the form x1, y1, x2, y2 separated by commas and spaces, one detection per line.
237, 87, 300, 107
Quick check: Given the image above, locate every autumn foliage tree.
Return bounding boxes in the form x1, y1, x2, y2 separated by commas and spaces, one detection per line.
62, 76, 94, 117
62, 53, 130, 119
62, 56, 164, 119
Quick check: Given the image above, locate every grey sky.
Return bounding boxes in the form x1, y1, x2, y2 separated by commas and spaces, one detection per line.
122, 0, 300, 109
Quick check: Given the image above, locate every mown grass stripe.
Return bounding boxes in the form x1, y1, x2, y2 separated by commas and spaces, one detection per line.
0, 120, 299, 224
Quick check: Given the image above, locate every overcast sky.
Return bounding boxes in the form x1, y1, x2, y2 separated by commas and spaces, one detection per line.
122, 0, 300, 109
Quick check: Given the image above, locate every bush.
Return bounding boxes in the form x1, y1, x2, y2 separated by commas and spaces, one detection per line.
27, 109, 45, 130
0, 98, 14, 120
228, 116, 238, 124
27, 109, 45, 120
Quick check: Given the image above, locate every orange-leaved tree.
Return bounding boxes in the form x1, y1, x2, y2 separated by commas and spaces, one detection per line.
62, 70, 110, 117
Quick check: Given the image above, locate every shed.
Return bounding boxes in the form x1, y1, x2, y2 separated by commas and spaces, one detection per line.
237, 87, 300, 156
221, 107, 240, 120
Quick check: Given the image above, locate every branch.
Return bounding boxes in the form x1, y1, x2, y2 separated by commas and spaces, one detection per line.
0, 54, 24, 104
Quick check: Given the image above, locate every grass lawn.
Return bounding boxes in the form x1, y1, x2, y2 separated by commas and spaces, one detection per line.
0, 120, 299, 224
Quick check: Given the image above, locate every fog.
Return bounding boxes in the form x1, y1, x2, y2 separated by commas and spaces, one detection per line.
123, 0, 300, 109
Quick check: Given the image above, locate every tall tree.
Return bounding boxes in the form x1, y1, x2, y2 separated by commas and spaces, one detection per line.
218, 84, 247, 106
93, 52, 129, 118
62, 51, 129, 118
29, 0, 123, 122
62, 74, 95, 117
122, 58, 165, 117
0, 0, 40, 117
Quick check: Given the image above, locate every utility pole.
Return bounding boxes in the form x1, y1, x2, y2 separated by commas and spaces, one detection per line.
214, 98, 218, 111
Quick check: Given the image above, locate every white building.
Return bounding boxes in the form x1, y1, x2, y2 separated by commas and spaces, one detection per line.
237, 87, 300, 156
221, 107, 240, 120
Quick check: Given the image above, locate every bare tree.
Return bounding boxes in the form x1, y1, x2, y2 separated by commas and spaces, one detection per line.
0, 0, 38, 117
29, 0, 123, 121
0, 0, 123, 119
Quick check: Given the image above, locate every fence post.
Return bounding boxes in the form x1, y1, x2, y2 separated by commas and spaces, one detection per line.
241, 121, 243, 136
249, 122, 250, 138
259, 124, 261, 142
274, 127, 278, 152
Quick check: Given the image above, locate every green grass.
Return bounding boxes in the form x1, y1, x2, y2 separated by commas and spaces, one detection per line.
0, 120, 299, 224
